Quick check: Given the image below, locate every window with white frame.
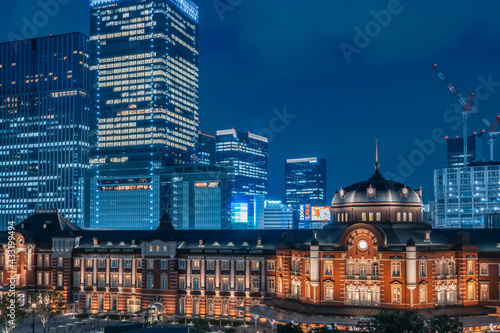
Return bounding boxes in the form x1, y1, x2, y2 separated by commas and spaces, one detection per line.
111, 273, 118, 287
392, 285, 401, 303
124, 259, 131, 268
419, 284, 427, 303
419, 260, 427, 277
236, 277, 244, 292
267, 260, 275, 271
73, 272, 80, 287
147, 275, 154, 289
252, 277, 260, 292
480, 263, 488, 276
221, 276, 229, 291
267, 277, 275, 292
111, 259, 118, 268
124, 274, 131, 287
207, 260, 214, 270
391, 260, 401, 277
221, 260, 229, 270
161, 275, 168, 290
178, 259, 185, 270
480, 283, 489, 300
206, 276, 214, 291
236, 260, 244, 270
179, 276, 186, 290
160, 260, 168, 269
192, 260, 200, 270
192, 276, 200, 290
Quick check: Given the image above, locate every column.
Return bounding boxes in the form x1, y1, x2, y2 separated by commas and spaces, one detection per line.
230, 260, 235, 290
201, 260, 205, 289
261, 260, 266, 292
245, 260, 250, 291
106, 258, 110, 286
187, 260, 191, 288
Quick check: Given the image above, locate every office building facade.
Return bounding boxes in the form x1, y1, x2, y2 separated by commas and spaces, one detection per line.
285, 157, 327, 207
0, 33, 90, 229
197, 130, 216, 165
446, 133, 484, 167
434, 162, 500, 228
254, 197, 293, 229
162, 165, 231, 229
89, 0, 199, 229
216, 129, 268, 196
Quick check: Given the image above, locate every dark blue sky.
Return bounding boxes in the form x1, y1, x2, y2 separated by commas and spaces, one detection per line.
2, 0, 500, 203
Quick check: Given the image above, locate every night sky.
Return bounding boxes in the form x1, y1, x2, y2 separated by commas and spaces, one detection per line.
2, 1, 500, 203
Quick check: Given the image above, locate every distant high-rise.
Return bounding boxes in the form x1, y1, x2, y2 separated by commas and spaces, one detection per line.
198, 130, 216, 165
0, 33, 90, 229
446, 133, 484, 167
88, 0, 199, 229
285, 157, 327, 207
162, 165, 231, 229
216, 129, 268, 196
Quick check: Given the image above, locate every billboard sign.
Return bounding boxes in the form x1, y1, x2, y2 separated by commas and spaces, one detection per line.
311, 206, 331, 221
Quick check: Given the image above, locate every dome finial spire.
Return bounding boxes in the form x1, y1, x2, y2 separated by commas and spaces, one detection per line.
370, 139, 383, 180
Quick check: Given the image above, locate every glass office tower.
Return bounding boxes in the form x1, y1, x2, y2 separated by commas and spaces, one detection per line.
161, 165, 231, 229
198, 130, 216, 165
89, 0, 199, 229
0, 33, 90, 229
285, 157, 327, 206
215, 129, 268, 196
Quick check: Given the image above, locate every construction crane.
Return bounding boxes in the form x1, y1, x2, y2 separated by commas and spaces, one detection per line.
432, 64, 500, 163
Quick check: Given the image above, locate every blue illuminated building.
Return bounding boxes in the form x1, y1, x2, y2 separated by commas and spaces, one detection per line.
216, 129, 268, 196
89, 0, 199, 229
0, 33, 90, 229
285, 157, 327, 207
197, 130, 216, 165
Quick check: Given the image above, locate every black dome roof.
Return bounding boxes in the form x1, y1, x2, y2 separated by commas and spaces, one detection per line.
331, 170, 422, 206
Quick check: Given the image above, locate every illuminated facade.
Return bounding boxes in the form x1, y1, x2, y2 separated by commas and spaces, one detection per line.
446, 134, 482, 168
434, 162, 500, 228
197, 130, 216, 165
162, 165, 232, 229
216, 129, 268, 197
254, 197, 293, 229
0, 33, 90, 230
89, 0, 199, 229
285, 157, 327, 207
6, 190, 500, 319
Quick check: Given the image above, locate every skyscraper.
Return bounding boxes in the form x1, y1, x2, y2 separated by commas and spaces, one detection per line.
446, 133, 484, 167
215, 129, 268, 196
161, 165, 232, 229
285, 157, 327, 207
88, 0, 199, 229
0, 33, 90, 229
198, 130, 216, 165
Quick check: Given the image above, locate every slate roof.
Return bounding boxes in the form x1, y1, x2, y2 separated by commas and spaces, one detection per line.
4, 211, 500, 253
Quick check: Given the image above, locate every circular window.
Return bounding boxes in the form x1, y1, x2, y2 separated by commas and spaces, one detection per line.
358, 240, 368, 250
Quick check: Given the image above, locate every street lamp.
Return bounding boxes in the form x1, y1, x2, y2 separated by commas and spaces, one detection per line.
32, 303, 36, 333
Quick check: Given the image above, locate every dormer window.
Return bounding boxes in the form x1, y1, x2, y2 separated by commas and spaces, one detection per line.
227, 242, 234, 247
242, 242, 249, 247
213, 242, 220, 247
93, 238, 98, 246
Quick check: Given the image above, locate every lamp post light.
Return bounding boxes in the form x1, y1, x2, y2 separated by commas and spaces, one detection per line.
32, 303, 37, 333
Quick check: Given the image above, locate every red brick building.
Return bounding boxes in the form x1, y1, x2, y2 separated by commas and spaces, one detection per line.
2, 167, 500, 319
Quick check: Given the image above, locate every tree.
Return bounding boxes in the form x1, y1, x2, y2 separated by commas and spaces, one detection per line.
31, 291, 65, 333
429, 314, 463, 333
277, 322, 303, 333
357, 310, 425, 333
193, 318, 211, 333
0, 294, 25, 333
